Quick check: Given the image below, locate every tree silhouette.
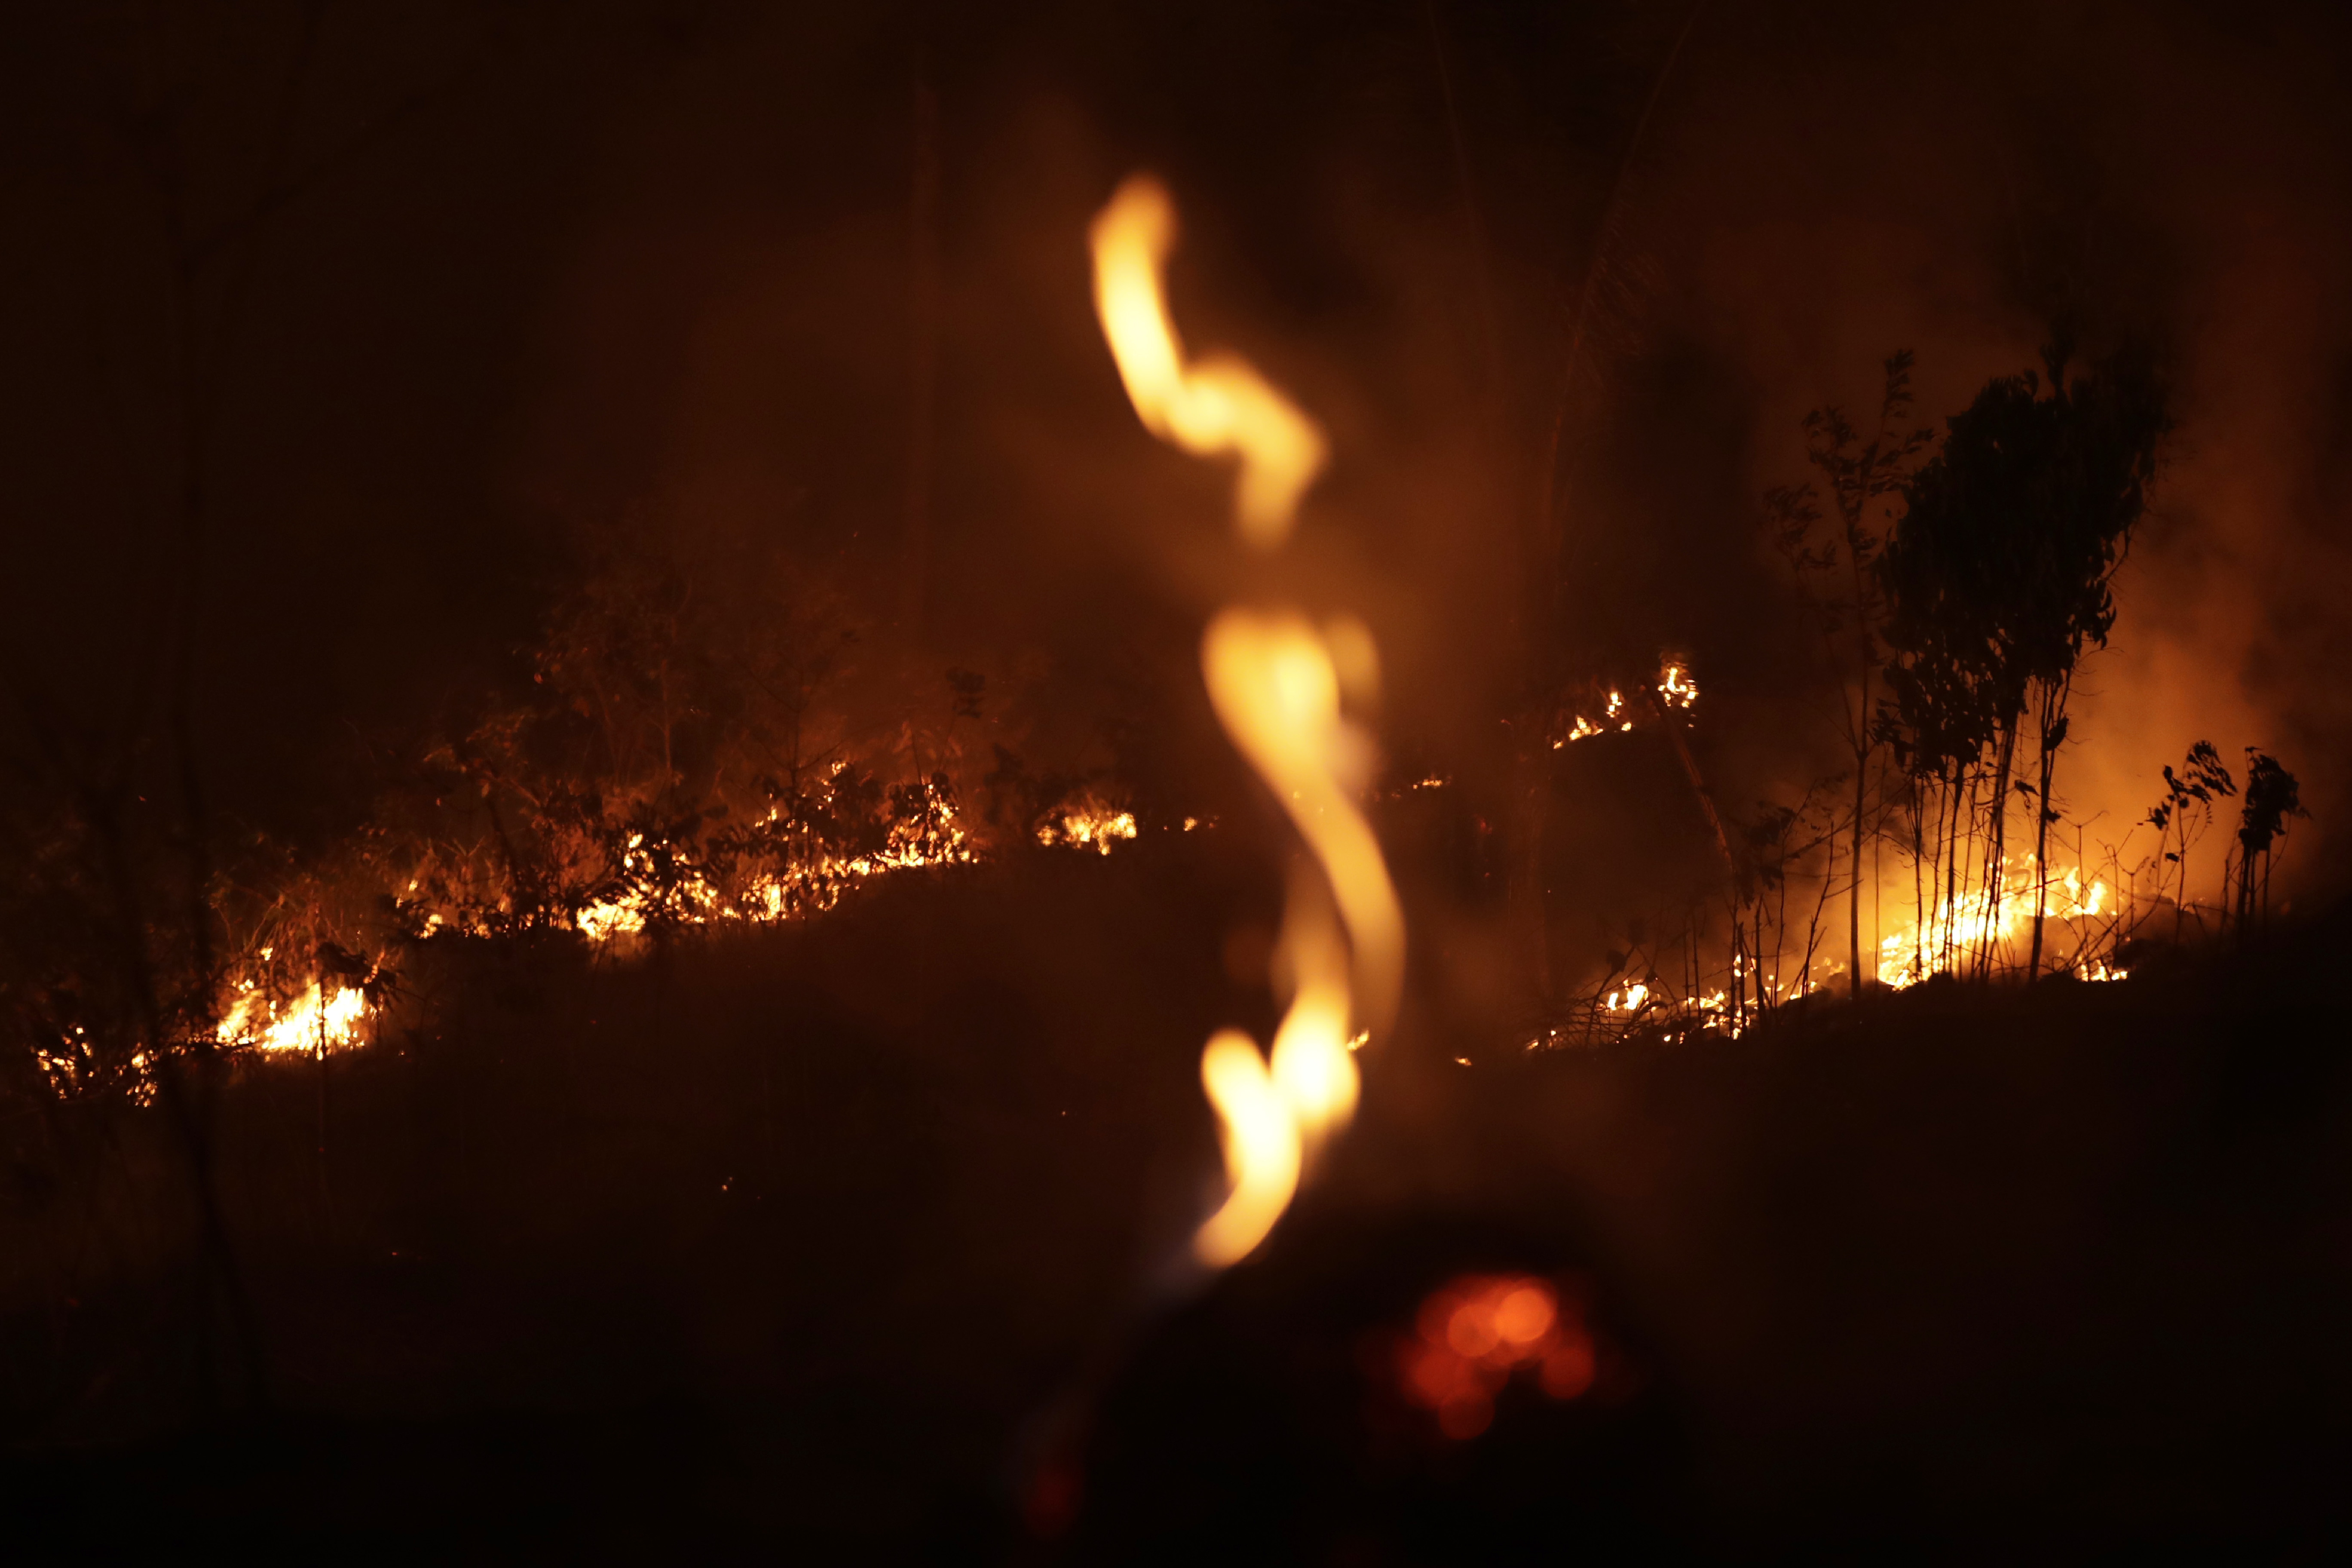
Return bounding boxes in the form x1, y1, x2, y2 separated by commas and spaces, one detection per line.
1879, 339, 2169, 977
1763, 351, 1935, 998
2143, 740, 2236, 938
2231, 750, 2305, 935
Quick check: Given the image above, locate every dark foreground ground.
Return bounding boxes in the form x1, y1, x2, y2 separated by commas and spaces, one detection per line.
4, 840, 2350, 1562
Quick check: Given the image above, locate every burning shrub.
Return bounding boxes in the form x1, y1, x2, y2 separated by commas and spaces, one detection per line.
2230, 750, 2306, 935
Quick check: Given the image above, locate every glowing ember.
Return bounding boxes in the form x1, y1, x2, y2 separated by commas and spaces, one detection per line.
1602, 981, 1651, 1015
1556, 656, 1699, 747
1038, 799, 1139, 855
1396, 1274, 1598, 1439
1090, 172, 1404, 1268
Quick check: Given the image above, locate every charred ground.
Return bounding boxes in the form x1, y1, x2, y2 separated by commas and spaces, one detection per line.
4, 848, 2349, 1558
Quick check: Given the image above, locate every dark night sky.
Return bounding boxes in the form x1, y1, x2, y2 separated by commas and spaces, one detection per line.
5, 0, 2350, 894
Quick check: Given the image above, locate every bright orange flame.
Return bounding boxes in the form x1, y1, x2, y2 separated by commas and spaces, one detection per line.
1201, 611, 1405, 1042
1088, 175, 1327, 551
199, 777, 989, 1087
1091, 172, 1403, 1268
1266, 869, 1359, 1136
1877, 854, 2119, 989
220, 980, 369, 1054
1037, 798, 1139, 855
1194, 1028, 1305, 1267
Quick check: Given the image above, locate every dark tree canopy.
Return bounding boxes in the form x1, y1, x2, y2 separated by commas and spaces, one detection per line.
1877, 343, 2171, 776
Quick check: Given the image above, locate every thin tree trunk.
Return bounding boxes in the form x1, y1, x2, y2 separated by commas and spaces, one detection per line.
1980, 718, 2020, 977
902, 43, 941, 639
1520, 759, 1553, 1005
1805, 836, 1836, 994
2026, 676, 2067, 979
1532, 0, 1707, 585
1911, 771, 1928, 982
2175, 819, 2187, 942
315, 1006, 332, 1229
1646, 685, 1735, 876
1872, 747, 1885, 982
1943, 770, 1969, 973
1774, 832, 1792, 998
1421, 0, 1503, 393
1730, 906, 1746, 1033
1846, 518, 1872, 1000
1849, 730, 1866, 999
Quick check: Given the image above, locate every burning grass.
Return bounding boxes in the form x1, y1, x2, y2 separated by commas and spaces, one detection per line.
4, 527, 1163, 1109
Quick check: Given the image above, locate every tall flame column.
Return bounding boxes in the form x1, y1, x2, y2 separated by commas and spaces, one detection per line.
1089, 175, 1404, 1268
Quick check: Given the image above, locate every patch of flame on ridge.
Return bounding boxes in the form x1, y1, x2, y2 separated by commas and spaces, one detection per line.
1555, 658, 1699, 747
209, 782, 999, 1077
1877, 855, 2116, 989
1038, 799, 1139, 855
567, 790, 978, 944
1522, 853, 2127, 1051
220, 980, 370, 1055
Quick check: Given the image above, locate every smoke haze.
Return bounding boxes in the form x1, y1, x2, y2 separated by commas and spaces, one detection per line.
5, 0, 2348, 896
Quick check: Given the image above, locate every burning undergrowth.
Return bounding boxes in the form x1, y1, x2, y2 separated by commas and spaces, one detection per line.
1507, 348, 2316, 1055
2, 529, 1154, 1108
